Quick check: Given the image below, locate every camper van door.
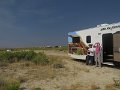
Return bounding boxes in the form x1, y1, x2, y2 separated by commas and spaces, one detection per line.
113, 33, 120, 62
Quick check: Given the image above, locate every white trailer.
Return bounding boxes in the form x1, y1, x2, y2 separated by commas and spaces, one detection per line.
68, 22, 120, 66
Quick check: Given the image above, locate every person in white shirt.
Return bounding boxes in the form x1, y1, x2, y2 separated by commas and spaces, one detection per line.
86, 44, 95, 65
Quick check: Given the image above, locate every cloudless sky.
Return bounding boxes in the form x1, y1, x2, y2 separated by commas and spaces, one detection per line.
0, 0, 120, 48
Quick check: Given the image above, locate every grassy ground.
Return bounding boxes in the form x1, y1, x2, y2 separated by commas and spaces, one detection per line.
0, 50, 120, 90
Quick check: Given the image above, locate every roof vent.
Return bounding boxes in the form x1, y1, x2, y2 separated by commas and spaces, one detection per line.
97, 23, 109, 27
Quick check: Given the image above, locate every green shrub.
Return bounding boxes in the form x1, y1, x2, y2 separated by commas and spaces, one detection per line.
0, 52, 13, 61
5, 80, 20, 90
0, 51, 51, 66
53, 63, 65, 69
0, 78, 20, 90
113, 78, 120, 89
14, 51, 36, 61
57, 46, 67, 51
0, 61, 8, 67
34, 87, 42, 90
19, 87, 27, 90
0, 77, 5, 88
14, 51, 26, 60
0, 51, 37, 62
18, 76, 28, 84
0, 52, 15, 63
25, 51, 36, 60
32, 53, 49, 65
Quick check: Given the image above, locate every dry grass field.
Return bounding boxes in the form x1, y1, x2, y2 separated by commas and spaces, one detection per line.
0, 50, 120, 90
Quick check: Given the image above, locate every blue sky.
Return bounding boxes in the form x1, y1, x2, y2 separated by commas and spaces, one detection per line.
0, 0, 120, 48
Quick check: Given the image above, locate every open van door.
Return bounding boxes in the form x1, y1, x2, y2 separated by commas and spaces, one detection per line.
113, 32, 120, 66
102, 33, 113, 61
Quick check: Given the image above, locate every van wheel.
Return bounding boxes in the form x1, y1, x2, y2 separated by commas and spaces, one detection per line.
113, 61, 120, 67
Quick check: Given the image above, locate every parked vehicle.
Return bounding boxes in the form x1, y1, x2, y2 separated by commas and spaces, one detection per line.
68, 22, 120, 66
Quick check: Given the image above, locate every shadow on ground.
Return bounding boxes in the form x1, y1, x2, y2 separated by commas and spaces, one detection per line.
71, 58, 120, 70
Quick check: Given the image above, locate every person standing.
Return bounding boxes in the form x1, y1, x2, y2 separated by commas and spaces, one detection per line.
94, 43, 102, 67
86, 44, 94, 65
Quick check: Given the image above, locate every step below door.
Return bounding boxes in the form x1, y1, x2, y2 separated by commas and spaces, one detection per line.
113, 32, 120, 62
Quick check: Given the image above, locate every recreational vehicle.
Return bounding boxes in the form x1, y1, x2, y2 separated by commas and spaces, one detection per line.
68, 22, 120, 66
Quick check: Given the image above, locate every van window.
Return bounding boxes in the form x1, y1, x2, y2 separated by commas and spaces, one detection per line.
73, 37, 80, 43
86, 36, 91, 43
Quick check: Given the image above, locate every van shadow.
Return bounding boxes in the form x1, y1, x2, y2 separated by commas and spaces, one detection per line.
71, 59, 120, 70
102, 64, 120, 70
72, 59, 86, 63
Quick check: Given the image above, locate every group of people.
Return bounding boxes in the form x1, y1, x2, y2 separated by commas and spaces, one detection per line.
86, 42, 102, 67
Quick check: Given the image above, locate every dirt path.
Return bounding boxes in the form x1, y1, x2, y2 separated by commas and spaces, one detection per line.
21, 50, 120, 90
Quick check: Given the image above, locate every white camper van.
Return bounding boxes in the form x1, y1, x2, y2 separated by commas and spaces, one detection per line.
68, 22, 120, 66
